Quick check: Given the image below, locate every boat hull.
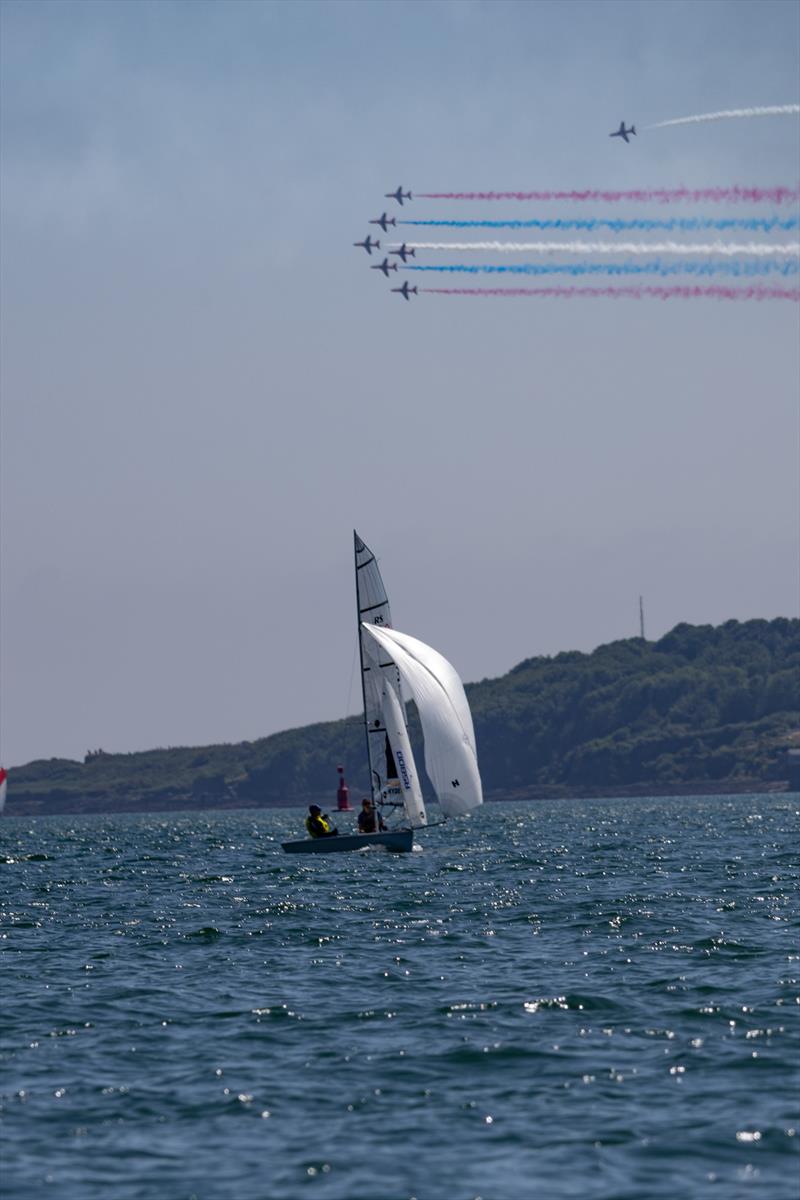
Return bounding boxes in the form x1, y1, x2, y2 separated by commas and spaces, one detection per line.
281, 829, 414, 854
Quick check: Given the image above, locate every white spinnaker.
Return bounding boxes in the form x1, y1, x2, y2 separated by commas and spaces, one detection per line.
381, 679, 427, 828
362, 624, 483, 817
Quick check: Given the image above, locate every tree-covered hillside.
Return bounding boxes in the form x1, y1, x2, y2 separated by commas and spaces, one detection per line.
9, 619, 799, 812
472, 618, 798, 790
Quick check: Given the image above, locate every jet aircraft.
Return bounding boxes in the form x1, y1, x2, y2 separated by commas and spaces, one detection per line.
392, 282, 418, 301
371, 257, 398, 278
609, 121, 636, 143
389, 243, 415, 263
385, 186, 412, 206
370, 213, 397, 232
353, 235, 380, 255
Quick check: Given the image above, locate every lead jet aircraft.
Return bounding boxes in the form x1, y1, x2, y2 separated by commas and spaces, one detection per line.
353, 235, 380, 255
609, 121, 636, 143
370, 213, 397, 233
385, 186, 412, 206
389, 243, 415, 263
391, 282, 418, 301
371, 257, 398, 277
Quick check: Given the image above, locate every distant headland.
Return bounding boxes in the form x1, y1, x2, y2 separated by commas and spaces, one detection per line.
7, 618, 799, 816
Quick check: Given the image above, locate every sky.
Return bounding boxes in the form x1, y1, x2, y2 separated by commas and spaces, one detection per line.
1, 0, 798, 767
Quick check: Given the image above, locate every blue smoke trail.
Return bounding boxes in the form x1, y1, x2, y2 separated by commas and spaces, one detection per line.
405, 259, 799, 278
399, 216, 799, 232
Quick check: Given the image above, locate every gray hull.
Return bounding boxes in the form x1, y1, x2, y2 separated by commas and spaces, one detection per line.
281, 829, 414, 854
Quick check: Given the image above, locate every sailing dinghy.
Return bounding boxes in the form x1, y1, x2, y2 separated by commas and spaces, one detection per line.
281, 533, 482, 854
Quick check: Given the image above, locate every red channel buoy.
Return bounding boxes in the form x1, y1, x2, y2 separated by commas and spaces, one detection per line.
336, 765, 352, 811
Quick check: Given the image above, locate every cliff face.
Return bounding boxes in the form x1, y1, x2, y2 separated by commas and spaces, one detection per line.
7, 618, 799, 815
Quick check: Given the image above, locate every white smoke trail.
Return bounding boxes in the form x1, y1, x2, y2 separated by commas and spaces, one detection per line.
398, 241, 800, 257
649, 105, 799, 129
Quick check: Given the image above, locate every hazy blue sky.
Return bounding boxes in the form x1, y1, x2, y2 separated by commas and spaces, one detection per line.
1, 0, 798, 767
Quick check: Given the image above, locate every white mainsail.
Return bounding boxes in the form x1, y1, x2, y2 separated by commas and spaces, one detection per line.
361, 624, 483, 817
380, 678, 427, 828
0, 768, 6, 813
354, 531, 407, 804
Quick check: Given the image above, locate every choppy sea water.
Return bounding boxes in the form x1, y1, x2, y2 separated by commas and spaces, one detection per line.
1, 795, 798, 1200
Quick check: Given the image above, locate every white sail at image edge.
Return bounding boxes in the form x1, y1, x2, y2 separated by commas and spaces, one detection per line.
361, 623, 483, 817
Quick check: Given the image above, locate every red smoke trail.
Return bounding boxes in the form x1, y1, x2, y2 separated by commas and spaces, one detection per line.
421, 285, 800, 300
417, 187, 800, 205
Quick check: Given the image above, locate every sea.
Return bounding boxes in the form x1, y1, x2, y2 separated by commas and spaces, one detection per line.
1, 794, 798, 1200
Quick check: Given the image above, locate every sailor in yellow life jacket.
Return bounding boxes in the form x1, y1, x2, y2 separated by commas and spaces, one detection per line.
306, 805, 338, 838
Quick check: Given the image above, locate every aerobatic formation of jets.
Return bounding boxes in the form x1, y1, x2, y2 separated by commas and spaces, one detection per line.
351, 120, 800, 306
352, 187, 421, 298
354, 132, 642, 299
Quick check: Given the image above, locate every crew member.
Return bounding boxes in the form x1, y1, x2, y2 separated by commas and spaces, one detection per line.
306, 805, 338, 838
357, 798, 386, 834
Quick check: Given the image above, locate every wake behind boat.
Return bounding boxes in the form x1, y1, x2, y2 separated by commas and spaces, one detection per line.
281, 533, 482, 855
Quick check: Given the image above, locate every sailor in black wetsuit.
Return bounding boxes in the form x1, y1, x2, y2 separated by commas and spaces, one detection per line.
357, 798, 386, 834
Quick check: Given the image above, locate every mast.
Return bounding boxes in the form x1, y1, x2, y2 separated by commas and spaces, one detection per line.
639, 595, 646, 640
355, 532, 374, 799
354, 531, 405, 805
